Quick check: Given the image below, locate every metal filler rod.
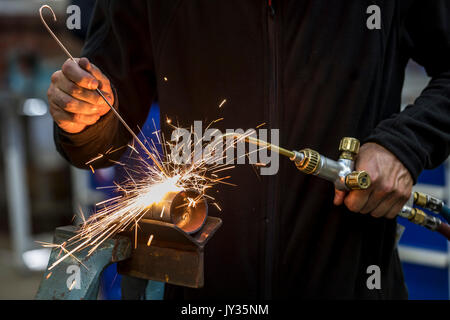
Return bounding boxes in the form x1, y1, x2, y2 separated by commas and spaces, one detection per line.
39, 5, 166, 175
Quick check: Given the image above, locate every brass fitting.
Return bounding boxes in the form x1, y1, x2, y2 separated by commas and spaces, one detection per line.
413, 191, 443, 213
339, 137, 360, 161
413, 192, 428, 208
345, 171, 371, 190
409, 208, 427, 226
295, 148, 320, 174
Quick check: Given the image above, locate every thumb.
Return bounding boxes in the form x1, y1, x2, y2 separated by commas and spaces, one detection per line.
79, 57, 107, 86
334, 189, 347, 206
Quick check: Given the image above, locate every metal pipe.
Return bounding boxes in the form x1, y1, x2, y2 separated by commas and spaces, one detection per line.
1, 94, 33, 267
144, 189, 208, 234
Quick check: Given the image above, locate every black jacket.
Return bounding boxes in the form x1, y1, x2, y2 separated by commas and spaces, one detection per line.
55, 1, 450, 299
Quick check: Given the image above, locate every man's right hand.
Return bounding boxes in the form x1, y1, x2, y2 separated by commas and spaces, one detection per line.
48, 57, 114, 134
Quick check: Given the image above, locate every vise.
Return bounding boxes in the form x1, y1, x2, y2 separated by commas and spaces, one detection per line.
35, 191, 222, 299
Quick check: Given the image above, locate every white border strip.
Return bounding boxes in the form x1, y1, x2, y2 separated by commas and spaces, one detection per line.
413, 184, 446, 200
398, 245, 449, 269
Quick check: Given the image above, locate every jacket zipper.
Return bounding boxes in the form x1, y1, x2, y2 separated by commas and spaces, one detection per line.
264, 0, 277, 299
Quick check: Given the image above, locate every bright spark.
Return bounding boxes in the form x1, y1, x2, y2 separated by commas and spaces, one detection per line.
40, 117, 270, 270
219, 99, 227, 108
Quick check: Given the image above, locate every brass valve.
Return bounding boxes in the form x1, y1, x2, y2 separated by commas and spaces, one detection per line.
345, 171, 371, 190
293, 137, 371, 190
339, 137, 360, 161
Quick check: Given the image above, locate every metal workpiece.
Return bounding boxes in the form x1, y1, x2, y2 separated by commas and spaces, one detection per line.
144, 189, 208, 234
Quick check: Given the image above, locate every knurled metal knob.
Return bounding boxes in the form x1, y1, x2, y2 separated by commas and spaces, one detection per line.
345, 171, 371, 190
339, 137, 360, 160
413, 192, 428, 208
296, 148, 320, 174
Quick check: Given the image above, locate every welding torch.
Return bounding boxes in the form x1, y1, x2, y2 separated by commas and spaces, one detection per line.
244, 136, 450, 240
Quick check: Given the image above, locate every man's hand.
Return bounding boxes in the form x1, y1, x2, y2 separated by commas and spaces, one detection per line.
47, 57, 114, 134
333, 143, 413, 219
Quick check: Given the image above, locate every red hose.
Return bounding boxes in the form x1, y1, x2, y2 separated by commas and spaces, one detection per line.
437, 222, 450, 241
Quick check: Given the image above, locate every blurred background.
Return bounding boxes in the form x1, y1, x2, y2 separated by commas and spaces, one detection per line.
0, 0, 448, 300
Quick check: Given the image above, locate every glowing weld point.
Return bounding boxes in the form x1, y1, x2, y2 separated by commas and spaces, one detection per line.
187, 197, 196, 208
147, 234, 154, 246
134, 223, 138, 249
219, 99, 227, 108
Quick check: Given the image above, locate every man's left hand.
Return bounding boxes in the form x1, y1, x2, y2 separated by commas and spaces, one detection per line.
333, 142, 413, 219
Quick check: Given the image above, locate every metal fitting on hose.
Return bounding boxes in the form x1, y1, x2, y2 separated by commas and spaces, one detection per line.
413, 191, 443, 213
410, 208, 427, 225
345, 171, 371, 190
399, 206, 441, 231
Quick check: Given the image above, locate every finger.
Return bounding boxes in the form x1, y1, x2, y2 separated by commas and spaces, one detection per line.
50, 103, 100, 126
62, 59, 99, 90
55, 75, 112, 110
49, 86, 103, 116
79, 57, 111, 89
333, 189, 347, 206
360, 189, 383, 214
386, 199, 404, 219
370, 193, 396, 218
344, 189, 371, 213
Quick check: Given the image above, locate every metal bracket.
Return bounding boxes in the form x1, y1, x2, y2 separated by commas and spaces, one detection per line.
117, 216, 222, 288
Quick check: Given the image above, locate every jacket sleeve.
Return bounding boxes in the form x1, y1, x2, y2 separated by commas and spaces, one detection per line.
365, 1, 450, 183
54, 0, 156, 169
